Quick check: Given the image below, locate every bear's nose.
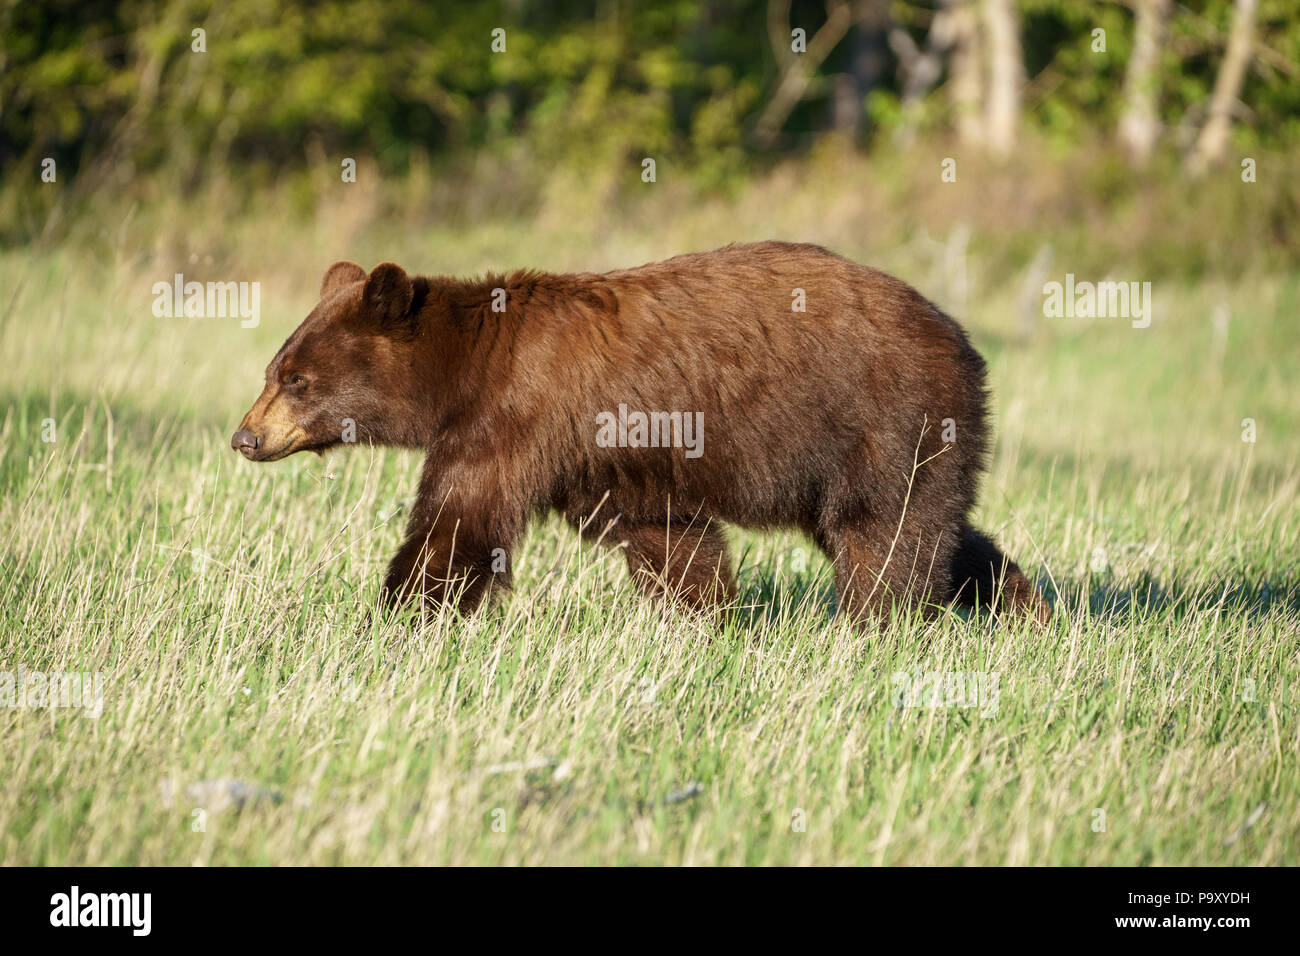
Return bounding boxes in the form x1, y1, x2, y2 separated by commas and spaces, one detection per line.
231, 429, 261, 456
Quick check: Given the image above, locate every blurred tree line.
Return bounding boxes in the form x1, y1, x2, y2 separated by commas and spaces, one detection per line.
2, 0, 1297, 188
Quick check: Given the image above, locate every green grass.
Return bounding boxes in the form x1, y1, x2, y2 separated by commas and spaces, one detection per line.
1, 170, 1297, 865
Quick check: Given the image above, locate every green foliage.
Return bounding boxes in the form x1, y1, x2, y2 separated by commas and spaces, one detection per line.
4, 0, 1298, 193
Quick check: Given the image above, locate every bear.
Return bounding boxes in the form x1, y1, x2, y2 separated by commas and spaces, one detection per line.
232, 241, 1051, 627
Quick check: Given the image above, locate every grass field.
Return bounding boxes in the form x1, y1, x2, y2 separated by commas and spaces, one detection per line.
2, 162, 1298, 865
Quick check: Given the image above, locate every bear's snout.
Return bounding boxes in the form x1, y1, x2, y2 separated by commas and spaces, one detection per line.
231, 429, 262, 458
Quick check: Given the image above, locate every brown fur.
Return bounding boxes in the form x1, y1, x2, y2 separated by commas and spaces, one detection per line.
232, 242, 1051, 626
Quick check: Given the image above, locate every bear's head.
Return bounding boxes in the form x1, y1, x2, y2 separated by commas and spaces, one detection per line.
231, 261, 420, 461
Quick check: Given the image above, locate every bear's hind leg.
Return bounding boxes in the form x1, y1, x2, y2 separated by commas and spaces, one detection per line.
949, 524, 1052, 624
617, 517, 737, 614
818, 514, 956, 627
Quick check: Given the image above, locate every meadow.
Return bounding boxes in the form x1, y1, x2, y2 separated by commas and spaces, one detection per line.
1, 149, 1297, 865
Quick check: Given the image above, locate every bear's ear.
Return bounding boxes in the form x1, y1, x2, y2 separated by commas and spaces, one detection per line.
362, 262, 415, 328
320, 261, 366, 299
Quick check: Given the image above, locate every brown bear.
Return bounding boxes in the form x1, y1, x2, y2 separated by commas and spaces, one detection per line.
232, 241, 1050, 626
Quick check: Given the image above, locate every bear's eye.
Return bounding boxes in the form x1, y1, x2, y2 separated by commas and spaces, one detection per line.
287, 373, 307, 390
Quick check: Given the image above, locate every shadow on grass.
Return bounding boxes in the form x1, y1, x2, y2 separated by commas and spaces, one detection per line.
729, 565, 1299, 633
1046, 572, 1299, 625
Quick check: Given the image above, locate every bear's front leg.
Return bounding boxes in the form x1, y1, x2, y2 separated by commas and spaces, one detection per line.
381, 459, 521, 617
383, 526, 505, 615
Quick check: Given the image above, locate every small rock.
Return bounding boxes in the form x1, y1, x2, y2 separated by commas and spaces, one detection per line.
664, 782, 703, 805
160, 777, 283, 811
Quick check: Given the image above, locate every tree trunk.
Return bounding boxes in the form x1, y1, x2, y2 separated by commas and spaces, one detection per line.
754, 0, 855, 147
982, 0, 1022, 157
1117, 0, 1171, 167
1187, 0, 1258, 175
945, 0, 983, 146
832, 4, 889, 138
889, 4, 958, 144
